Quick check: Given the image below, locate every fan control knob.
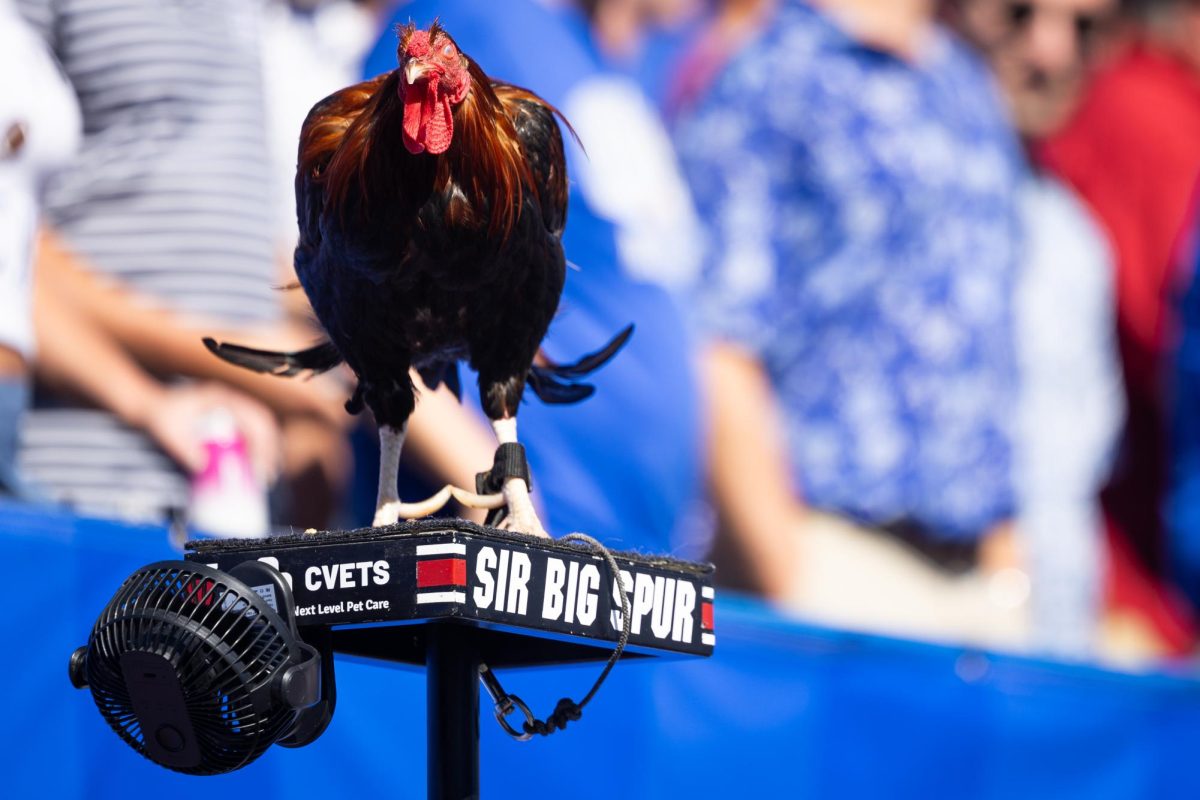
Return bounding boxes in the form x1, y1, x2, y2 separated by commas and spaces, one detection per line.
277, 651, 320, 710
68, 646, 88, 689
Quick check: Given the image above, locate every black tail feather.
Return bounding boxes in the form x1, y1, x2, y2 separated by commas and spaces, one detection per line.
543, 324, 634, 378
527, 323, 633, 405
527, 369, 596, 404
202, 338, 343, 378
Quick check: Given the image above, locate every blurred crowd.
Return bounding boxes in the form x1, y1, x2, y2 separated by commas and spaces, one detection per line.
4, 0, 1200, 666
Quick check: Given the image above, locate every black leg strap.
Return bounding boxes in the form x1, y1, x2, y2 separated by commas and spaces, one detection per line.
475, 443, 531, 527
476, 442, 532, 494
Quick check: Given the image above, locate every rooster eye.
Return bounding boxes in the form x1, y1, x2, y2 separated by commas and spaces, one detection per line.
442, 44, 454, 57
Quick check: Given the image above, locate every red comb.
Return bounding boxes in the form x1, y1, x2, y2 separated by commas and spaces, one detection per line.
405, 29, 432, 57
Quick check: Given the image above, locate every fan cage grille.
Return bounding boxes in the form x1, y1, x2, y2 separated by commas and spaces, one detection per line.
87, 563, 298, 775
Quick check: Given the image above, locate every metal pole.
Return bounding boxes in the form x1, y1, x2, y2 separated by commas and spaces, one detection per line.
426, 623, 480, 800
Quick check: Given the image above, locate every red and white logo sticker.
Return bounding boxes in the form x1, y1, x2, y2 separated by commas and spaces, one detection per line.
701, 586, 715, 646
415, 543, 468, 604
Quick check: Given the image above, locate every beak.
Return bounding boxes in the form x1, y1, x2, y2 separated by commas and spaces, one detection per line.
404, 59, 432, 85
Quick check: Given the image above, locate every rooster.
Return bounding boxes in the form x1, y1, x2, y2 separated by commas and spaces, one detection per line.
204, 23, 629, 537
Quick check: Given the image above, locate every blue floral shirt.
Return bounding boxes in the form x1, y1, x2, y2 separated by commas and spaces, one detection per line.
674, 1, 1023, 541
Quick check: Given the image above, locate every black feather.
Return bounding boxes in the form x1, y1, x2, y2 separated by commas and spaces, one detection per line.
527, 369, 596, 405
202, 338, 343, 378
540, 324, 633, 379
526, 324, 633, 405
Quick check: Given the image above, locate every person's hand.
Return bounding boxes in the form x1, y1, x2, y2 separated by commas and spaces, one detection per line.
133, 382, 282, 483
978, 520, 1024, 573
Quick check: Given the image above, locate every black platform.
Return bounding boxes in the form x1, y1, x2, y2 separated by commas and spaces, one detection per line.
187, 519, 715, 665
187, 520, 714, 800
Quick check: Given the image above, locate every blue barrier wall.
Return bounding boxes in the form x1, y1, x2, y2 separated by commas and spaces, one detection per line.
5, 501, 1200, 799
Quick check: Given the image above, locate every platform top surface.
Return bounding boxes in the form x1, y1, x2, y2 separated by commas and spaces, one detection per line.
186, 518, 713, 577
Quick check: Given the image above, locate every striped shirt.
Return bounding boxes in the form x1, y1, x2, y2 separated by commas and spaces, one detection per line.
0, 0, 80, 358
17, 0, 281, 521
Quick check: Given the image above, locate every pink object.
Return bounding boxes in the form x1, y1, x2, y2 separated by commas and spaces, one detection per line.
188, 409, 269, 538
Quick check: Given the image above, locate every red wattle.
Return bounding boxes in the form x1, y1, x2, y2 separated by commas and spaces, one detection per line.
423, 95, 454, 155
402, 80, 427, 154
401, 79, 455, 156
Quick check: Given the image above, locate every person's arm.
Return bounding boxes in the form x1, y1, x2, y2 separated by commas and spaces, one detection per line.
672, 58, 806, 599
702, 341, 803, 600
34, 228, 347, 427
33, 270, 281, 481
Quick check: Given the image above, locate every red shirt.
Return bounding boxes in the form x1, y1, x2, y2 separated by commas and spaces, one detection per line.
1040, 41, 1200, 650
1041, 43, 1200, 395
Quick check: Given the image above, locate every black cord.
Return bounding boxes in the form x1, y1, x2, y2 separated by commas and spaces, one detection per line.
479, 532, 633, 739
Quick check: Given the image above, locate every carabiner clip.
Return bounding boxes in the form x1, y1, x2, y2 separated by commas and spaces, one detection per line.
479, 663, 536, 742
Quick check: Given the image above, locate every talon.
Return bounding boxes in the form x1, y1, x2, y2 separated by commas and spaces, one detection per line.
372, 486, 453, 526
449, 485, 506, 510
499, 511, 548, 538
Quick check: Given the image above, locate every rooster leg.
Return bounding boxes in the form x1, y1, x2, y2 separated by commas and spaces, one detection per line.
491, 417, 548, 538
373, 424, 452, 525
374, 424, 407, 526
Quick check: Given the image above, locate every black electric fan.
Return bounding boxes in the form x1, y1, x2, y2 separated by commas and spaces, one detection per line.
68, 559, 333, 775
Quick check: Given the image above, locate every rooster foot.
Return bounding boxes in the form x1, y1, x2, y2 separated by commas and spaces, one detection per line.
372, 503, 403, 527
497, 476, 548, 538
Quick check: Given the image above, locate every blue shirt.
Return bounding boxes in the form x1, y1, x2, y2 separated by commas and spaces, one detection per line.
365, 0, 703, 555
1168, 211, 1200, 608
673, 1, 1023, 541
